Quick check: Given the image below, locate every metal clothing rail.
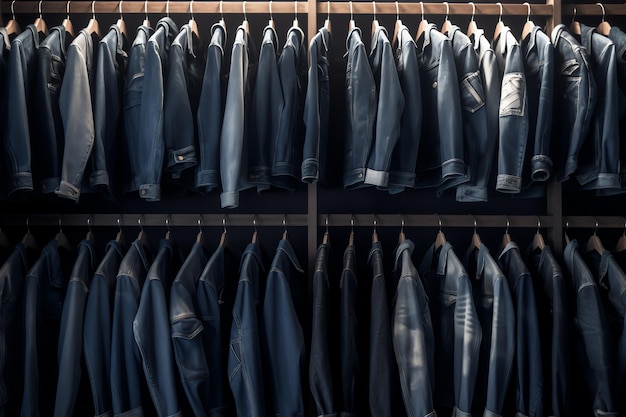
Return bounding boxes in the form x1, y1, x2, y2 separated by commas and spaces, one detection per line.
565, 216, 626, 230
2, 1, 553, 17
319, 214, 554, 228
564, 3, 626, 16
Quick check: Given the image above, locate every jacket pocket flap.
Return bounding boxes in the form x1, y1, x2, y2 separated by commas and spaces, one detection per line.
171, 316, 204, 340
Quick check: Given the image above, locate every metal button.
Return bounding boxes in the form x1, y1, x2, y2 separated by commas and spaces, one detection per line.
178, 155, 184, 161
432, 81, 438, 88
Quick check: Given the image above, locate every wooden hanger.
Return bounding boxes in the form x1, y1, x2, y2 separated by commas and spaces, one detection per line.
467, 2, 478, 38
531, 218, 545, 252
242, 1, 250, 34
441, 2, 452, 35
521, 2, 535, 40
570, 7, 581, 35
597, 3, 611, 36
86, 0, 101, 37
116, 0, 127, 37
56, 217, 73, 252
137, 217, 149, 250
115, 217, 127, 248
493, 2, 505, 42
85, 217, 96, 246
615, 219, 626, 253
21, 218, 37, 251
143, 0, 151, 27
324, 0, 332, 33
372, 219, 379, 244
434, 216, 446, 249
416, 1, 429, 41
391, 1, 401, 46
189, 0, 200, 38
587, 220, 605, 254
34, 1, 48, 36
62, 1, 74, 36
501, 218, 512, 248
322, 216, 330, 245
4, 1, 20, 36
349, 1, 356, 31
468, 217, 482, 251
371, 1, 380, 38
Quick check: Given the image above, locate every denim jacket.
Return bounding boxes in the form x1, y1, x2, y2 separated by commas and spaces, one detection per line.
386, 25, 421, 194
310, 243, 335, 417
164, 24, 203, 186
447, 26, 489, 202
343, 27, 376, 189
563, 240, 616, 417
273, 26, 308, 191
415, 25, 466, 192
84, 240, 125, 417
263, 239, 306, 417
134, 239, 182, 417
3, 25, 46, 195
0, 243, 33, 417
22, 240, 74, 417
249, 25, 282, 192
339, 243, 359, 416
419, 242, 481, 416
302, 27, 331, 184
0, 28, 11, 98
464, 243, 514, 417
124, 25, 153, 193
54, 239, 96, 417
137, 18, 178, 201
196, 24, 226, 193
111, 239, 152, 417
92, 25, 128, 199
34, 26, 71, 194
367, 26, 404, 188
220, 26, 258, 209
551, 24, 597, 182
392, 239, 436, 417
607, 27, 626, 193
494, 26, 529, 194
228, 242, 266, 417
521, 26, 554, 195
56, 29, 98, 201
577, 24, 620, 190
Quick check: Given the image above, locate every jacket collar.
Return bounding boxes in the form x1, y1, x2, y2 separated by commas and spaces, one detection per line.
499, 240, 520, 257
465, 242, 488, 281
346, 25, 363, 51
580, 22, 596, 55
131, 238, 152, 271
276, 239, 304, 273
370, 25, 389, 54
417, 23, 437, 52
262, 24, 280, 54
394, 239, 415, 271
240, 242, 264, 273
368, 240, 383, 265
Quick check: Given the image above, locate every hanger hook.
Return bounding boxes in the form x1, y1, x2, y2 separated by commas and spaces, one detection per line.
496, 2, 503, 22
350, 0, 354, 21
283, 215, 288, 233
505, 216, 510, 235
523, 2, 531, 21
294, 0, 298, 21
596, 3, 606, 22
66, 0, 71, 18
325, 215, 329, 234
350, 215, 355, 234
443, 2, 449, 21
436, 214, 442, 232
473, 216, 478, 234
420, 1, 424, 20
117, 216, 123, 233
269, 0, 273, 19
166, 0, 170, 17
469, 2, 475, 21
190, 0, 194, 19
87, 216, 93, 234
119, 0, 123, 19
572, 7, 577, 23
59, 215, 64, 233
11, 0, 16, 20
373, 216, 377, 233
38, 0, 43, 18
92, 0, 96, 19
401, 215, 405, 234
220, 0, 224, 18
373, 0, 376, 20
327, 0, 331, 19
594, 218, 600, 236
243, 1, 247, 21
252, 215, 257, 233
26, 216, 31, 233
536, 216, 542, 234
144, 0, 149, 20
395, 1, 399, 20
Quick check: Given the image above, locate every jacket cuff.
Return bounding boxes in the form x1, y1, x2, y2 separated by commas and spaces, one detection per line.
39, 177, 60, 194
596, 173, 621, 189
452, 407, 472, 417
364, 168, 389, 187
483, 409, 503, 417
441, 158, 465, 179
496, 174, 522, 193
221, 191, 239, 209
196, 169, 218, 192
456, 185, 488, 202
301, 158, 320, 183
9, 172, 33, 194
530, 155, 552, 181
388, 170, 415, 190
88, 170, 110, 190
139, 184, 160, 201
166, 146, 197, 174
55, 180, 81, 202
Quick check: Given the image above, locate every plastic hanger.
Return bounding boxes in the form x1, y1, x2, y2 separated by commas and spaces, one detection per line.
56, 217, 73, 252
521, 2, 535, 40
596, 3, 611, 36
189, 0, 200, 38
416, 2, 428, 41
137, 217, 149, 250
115, 216, 127, 248
372, 218, 379, 244
143, 0, 151, 27
469, 217, 482, 251
615, 219, 626, 253
532, 217, 546, 250
242, 1, 250, 34
467, 2, 478, 38
21, 218, 38, 252
268, 0, 275, 29
282, 216, 289, 241
116, 0, 127, 37
218, 217, 228, 246
349, 1, 356, 31
86, 0, 101, 37
4, 1, 20, 36
322, 216, 330, 245
85, 217, 96, 245
34, 1, 48, 36
371, 1, 380, 38
251, 216, 258, 244
441, 2, 452, 35
324, 0, 332, 33
62, 0, 74, 36
493, 2, 505, 42
587, 219, 605, 254
434, 215, 446, 249
391, 1, 401, 46
570, 7, 581, 36
501, 217, 512, 249
292, 0, 299, 29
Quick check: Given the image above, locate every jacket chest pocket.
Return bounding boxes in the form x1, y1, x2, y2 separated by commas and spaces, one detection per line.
460, 71, 486, 113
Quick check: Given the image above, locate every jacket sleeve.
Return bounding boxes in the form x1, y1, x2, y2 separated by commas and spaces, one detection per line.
365, 36, 404, 187
57, 39, 95, 202
21, 272, 39, 417
531, 39, 554, 181
4, 40, 33, 194
302, 35, 321, 183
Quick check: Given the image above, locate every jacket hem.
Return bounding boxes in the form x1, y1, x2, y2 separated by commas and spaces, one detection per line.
139, 184, 161, 201
9, 172, 33, 194
456, 185, 488, 202
496, 174, 522, 192
388, 170, 415, 189
221, 191, 239, 208
55, 180, 81, 201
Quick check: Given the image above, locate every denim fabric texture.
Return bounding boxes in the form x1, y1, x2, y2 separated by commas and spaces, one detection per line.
339, 243, 359, 415
392, 239, 436, 417
84, 240, 125, 417
302, 27, 331, 184
134, 239, 182, 417
606, 26, 626, 194
54, 239, 96, 417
